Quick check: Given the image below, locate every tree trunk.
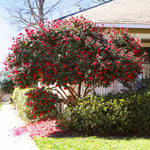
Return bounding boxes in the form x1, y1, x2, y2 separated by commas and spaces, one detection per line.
38, 0, 45, 22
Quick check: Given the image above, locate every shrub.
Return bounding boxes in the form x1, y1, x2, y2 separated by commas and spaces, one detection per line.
25, 87, 59, 120
135, 77, 150, 94
12, 87, 20, 103
60, 91, 150, 136
12, 87, 33, 120
12, 87, 59, 121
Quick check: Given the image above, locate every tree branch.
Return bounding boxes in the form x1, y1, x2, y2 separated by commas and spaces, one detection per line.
13, 10, 31, 25
35, 0, 40, 10
83, 84, 90, 97
74, 0, 85, 10
78, 83, 82, 98
66, 85, 78, 96
65, 85, 77, 102
47, 87, 66, 101
44, 0, 62, 15
27, 0, 40, 21
85, 83, 100, 96
59, 86, 68, 99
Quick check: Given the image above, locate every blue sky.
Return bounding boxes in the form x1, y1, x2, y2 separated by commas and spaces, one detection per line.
0, 4, 17, 71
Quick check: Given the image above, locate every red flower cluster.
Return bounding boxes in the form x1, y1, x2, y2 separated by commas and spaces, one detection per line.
25, 87, 58, 120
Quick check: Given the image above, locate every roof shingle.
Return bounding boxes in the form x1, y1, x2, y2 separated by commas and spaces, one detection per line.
71, 0, 150, 25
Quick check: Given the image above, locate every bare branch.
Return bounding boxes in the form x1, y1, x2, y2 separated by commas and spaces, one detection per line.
78, 83, 81, 98
59, 87, 68, 99
27, 0, 40, 21
90, 0, 106, 3
83, 84, 90, 97
90, 0, 99, 4
66, 85, 78, 96
66, 86, 77, 102
48, 87, 66, 101
44, 0, 62, 16
74, 0, 85, 11
35, 0, 40, 10
8, 8, 30, 26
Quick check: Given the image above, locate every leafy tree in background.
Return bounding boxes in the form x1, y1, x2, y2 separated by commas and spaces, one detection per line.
0, 70, 14, 93
5, 16, 145, 105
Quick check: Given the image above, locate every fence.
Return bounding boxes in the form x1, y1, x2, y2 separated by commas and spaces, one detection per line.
90, 63, 150, 96
93, 81, 127, 96
56, 63, 150, 113
142, 64, 150, 78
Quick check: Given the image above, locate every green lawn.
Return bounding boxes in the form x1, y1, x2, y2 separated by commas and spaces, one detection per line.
0, 102, 3, 110
34, 136, 150, 150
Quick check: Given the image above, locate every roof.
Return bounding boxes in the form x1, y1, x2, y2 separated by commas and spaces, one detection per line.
68, 0, 150, 26
61, 0, 150, 47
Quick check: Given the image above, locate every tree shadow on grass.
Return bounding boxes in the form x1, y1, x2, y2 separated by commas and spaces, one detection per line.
49, 129, 150, 141
49, 130, 86, 138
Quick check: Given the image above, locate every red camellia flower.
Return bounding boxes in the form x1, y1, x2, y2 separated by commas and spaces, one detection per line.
100, 76, 104, 81
89, 76, 92, 80
74, 36, 80, 40
64, 65, 67, 68
46, 62, 50, 65
40, 111, 43, 116
97, 48, 100, 53
92, 62, 97, 65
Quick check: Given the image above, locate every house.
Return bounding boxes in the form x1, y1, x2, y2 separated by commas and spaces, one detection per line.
58, 0, 150, 95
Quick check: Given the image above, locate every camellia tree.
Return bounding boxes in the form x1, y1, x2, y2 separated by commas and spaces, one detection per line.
5, 16, 145, 105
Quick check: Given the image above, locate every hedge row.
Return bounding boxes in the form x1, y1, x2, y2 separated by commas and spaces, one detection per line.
60, 90, 150, 136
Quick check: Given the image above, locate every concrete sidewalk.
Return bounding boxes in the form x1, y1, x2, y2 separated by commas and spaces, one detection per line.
0, 102, 39, 150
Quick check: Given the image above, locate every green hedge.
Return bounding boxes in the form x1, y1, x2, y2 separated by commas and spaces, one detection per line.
12, 87, 33, 121
60, 91, 150, 136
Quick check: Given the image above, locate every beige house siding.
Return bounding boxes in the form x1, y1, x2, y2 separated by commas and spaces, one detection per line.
70, 0, 150, 25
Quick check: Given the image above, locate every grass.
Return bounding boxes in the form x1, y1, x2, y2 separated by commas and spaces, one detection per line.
11, 102, 15, 109
34, 136, 150, 150
0, 102, 3, 110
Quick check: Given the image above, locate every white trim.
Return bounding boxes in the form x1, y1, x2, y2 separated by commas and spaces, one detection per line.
96, 23, 150, 29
